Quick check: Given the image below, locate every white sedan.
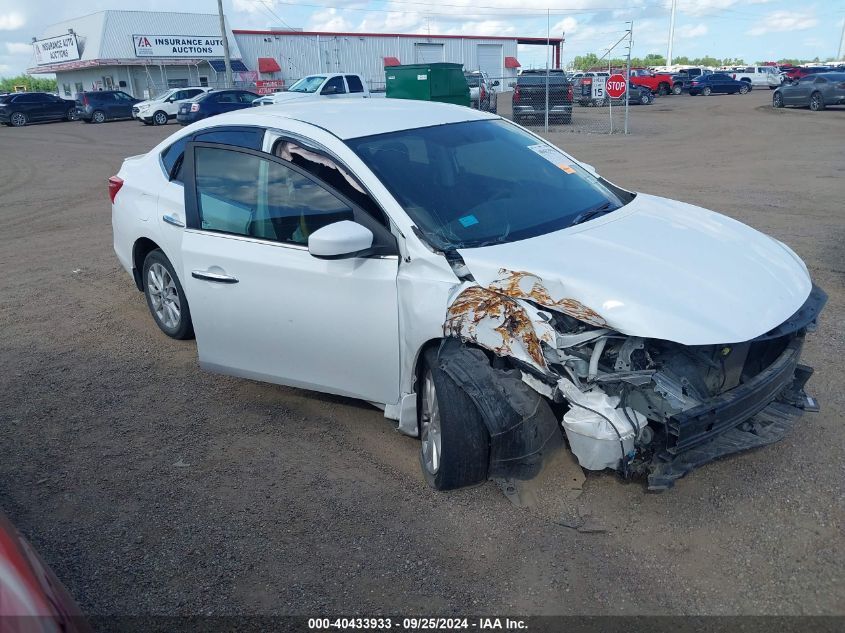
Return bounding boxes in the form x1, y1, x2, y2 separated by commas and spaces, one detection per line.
110, 100, 825, 491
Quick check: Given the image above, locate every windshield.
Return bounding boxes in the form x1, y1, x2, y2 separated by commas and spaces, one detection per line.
465, 75, 481, 87
288, 76, 326, 93
347, 120, 629, 249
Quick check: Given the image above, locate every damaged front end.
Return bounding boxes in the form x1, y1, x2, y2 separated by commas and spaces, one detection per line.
441, 269, 826, 490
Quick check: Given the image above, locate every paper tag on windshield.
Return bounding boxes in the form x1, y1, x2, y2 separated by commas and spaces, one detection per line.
528, 144, 573, 170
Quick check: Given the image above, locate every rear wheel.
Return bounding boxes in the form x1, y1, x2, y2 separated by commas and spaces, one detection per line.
152, 110, 168, 125
657, 83, 669, 96
671, 83, 683, 95
65, 107, 78, 121
702, 86, 712, 96
640, 92, 650, 105
773, 92, 784, 108
91, 110, 106, 123
809, 91, 825, 111
142, 250, 194, 340
419, 348, 489, 491
9, 112, 27, 127
739, 83, 750, 95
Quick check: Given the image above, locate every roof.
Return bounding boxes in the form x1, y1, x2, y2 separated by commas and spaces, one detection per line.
192, 98, 496, 140
29, 10, 241, 72
233, 29, 562, 45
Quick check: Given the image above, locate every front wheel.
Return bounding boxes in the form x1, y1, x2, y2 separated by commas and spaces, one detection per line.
671, 83, 683, 95
142, 250, 194, 340
65, 108, 79, 121
419, 348, 489, 491
739, 83, 750, 94
152, 110, 168, 125
773, 92, 784, 108
657, 83, 669, 96
702, 86, 712, 96
809, 91, 825, 111
640, 92, 650, 105
9, 112, 27, 127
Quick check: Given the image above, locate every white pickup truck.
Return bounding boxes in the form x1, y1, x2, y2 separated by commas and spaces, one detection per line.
723, 66, 781, 89
252, 73, 379, 106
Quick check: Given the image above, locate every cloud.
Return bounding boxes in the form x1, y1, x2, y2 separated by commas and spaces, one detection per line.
307, 8, 354, 32
5, 41, 31, 54
676, 23, 708, 38
676, 0, 772, 18
0, 11, 25, 30
748, 10, 818, 36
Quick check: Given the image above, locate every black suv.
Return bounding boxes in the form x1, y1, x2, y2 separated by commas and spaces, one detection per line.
0, 92, 78, 127
512, 70, 573, 125
76, 90, 141, 123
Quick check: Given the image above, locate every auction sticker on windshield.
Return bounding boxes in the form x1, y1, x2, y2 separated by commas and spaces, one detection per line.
528, 144, 576, 173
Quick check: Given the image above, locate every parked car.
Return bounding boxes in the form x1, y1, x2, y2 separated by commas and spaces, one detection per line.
76, 90, 141, 123
627, 68, 676, 95
0, 91, 78, 126
513, 70, 573, 123
252, 73, 372, 106
133, 87, 212, 125
670, 67, 713, 94
773, 72, 845, 111
688, 73, 750, 95
464, 71, 499, 113
624, 82, 655, 105
110, 99, 824, 492
0, 511, 90, 631
726, 65, 779, 89
176, 89, 259, 125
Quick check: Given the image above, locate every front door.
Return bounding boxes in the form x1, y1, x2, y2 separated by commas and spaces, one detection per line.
179, 141, 401, 403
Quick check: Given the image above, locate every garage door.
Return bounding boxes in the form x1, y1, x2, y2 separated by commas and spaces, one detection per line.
476, 44, 503, 79
414, 43, 444, 63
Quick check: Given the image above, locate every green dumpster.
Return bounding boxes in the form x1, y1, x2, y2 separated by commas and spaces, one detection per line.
385, 63, 470, 107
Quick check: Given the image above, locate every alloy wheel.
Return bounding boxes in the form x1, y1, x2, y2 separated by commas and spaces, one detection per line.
154, 111, 167, 125
93, 111, 105, 123
67, 108, 79, 121
10, 112, 26, 127
147, 263, 181, 330
810, 93, 822, 111
773, 93, 783, 108
420, 369, 442, 475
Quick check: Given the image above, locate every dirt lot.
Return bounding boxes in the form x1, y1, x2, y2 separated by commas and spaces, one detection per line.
0, 88, 842, 619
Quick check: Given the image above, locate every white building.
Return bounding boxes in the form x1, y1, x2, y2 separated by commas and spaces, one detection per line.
29, 10, 561, 99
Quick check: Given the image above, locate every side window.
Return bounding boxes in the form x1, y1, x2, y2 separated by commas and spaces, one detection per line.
193, 146, 355, 245
116, 92, 134, 101
237, 92, 257, 103
162, 127, 264, 183
322, 76, 346, 95
345, 75, 364, 93
217, 93, 238, 103
161, 135, 191, 181
184, 89, 202, 99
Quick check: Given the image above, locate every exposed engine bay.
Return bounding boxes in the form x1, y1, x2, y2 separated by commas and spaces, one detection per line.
440, 267, 826, 490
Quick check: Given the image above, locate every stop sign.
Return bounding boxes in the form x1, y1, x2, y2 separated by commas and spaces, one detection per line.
606, 74, 627, 98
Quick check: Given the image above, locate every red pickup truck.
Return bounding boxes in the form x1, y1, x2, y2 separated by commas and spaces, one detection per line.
627, 68, 679, 95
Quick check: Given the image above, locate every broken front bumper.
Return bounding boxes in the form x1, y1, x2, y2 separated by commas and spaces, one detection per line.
647, 337, 817, 490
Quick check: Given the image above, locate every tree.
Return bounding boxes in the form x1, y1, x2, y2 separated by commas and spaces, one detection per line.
0, 74, 58, 93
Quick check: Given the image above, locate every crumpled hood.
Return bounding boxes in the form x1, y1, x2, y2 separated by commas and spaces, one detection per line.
457, 193, 812, 345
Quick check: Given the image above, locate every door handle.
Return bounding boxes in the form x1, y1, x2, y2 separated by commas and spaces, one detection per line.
191, 270, 239, 284
162, 214, 185, 228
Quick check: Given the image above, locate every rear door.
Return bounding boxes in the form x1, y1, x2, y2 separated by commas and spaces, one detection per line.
113, 91, 136, 118
12, 94, 44, 120
179, 140, 400, 402
42, 94, 67, 119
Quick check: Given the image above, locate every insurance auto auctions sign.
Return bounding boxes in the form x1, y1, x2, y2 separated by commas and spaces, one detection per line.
33, 33, 81, 65
133, 35, 226, 58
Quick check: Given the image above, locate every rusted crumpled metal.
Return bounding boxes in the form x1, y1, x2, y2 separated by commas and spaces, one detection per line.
444, 269, 606, 372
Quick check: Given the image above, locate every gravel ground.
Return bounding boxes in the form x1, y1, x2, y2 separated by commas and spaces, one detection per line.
0, 88, 842, 620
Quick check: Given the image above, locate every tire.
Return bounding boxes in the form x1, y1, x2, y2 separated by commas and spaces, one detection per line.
702, 86, 712, 96
65, 107, 79, 121
773, 92, 784, 108
152, 110, 168, 126
91, 110, 106, 124
142, 250, 194, 340
640, 92, 650, 105
671, 83, 683, 95
809, 91, 825, 111
739, 83, 750, 95
657, 83, 669, 96
9, 112, 27, 127
418, 347, 489, 491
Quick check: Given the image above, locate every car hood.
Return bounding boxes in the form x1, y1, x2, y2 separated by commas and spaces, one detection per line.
457, 193, 812, 345
264, 92, 314, 104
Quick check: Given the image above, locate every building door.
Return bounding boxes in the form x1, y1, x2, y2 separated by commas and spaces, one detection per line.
414, 43, 444, 63
476, 44, 503, 79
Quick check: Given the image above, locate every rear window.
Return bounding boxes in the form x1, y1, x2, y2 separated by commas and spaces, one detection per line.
345, 75, 365, 93
518, 75, 568, 86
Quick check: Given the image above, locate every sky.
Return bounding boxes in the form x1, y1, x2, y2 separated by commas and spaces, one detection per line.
1, 0, 843, 76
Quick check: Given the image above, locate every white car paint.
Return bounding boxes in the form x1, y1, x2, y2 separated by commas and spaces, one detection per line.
111, 99, 813, 421
251, 73, 373, 106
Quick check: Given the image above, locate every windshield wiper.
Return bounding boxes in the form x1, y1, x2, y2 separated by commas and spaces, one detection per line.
571, 201, 616, 226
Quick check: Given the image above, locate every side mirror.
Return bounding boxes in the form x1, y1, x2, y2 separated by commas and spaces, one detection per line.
308, 221, 374, 259
492, 80, 500, 87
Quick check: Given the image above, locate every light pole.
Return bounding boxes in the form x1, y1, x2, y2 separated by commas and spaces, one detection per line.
667, 0, 677, 66
217, 0, 234, 88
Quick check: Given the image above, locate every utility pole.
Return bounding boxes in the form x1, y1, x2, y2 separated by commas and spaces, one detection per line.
667, 0, 677, 66
838, 17, 845, 60
217, 0, 233, 88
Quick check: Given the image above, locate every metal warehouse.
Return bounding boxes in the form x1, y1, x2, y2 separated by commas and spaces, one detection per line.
29, 10, 561, 99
